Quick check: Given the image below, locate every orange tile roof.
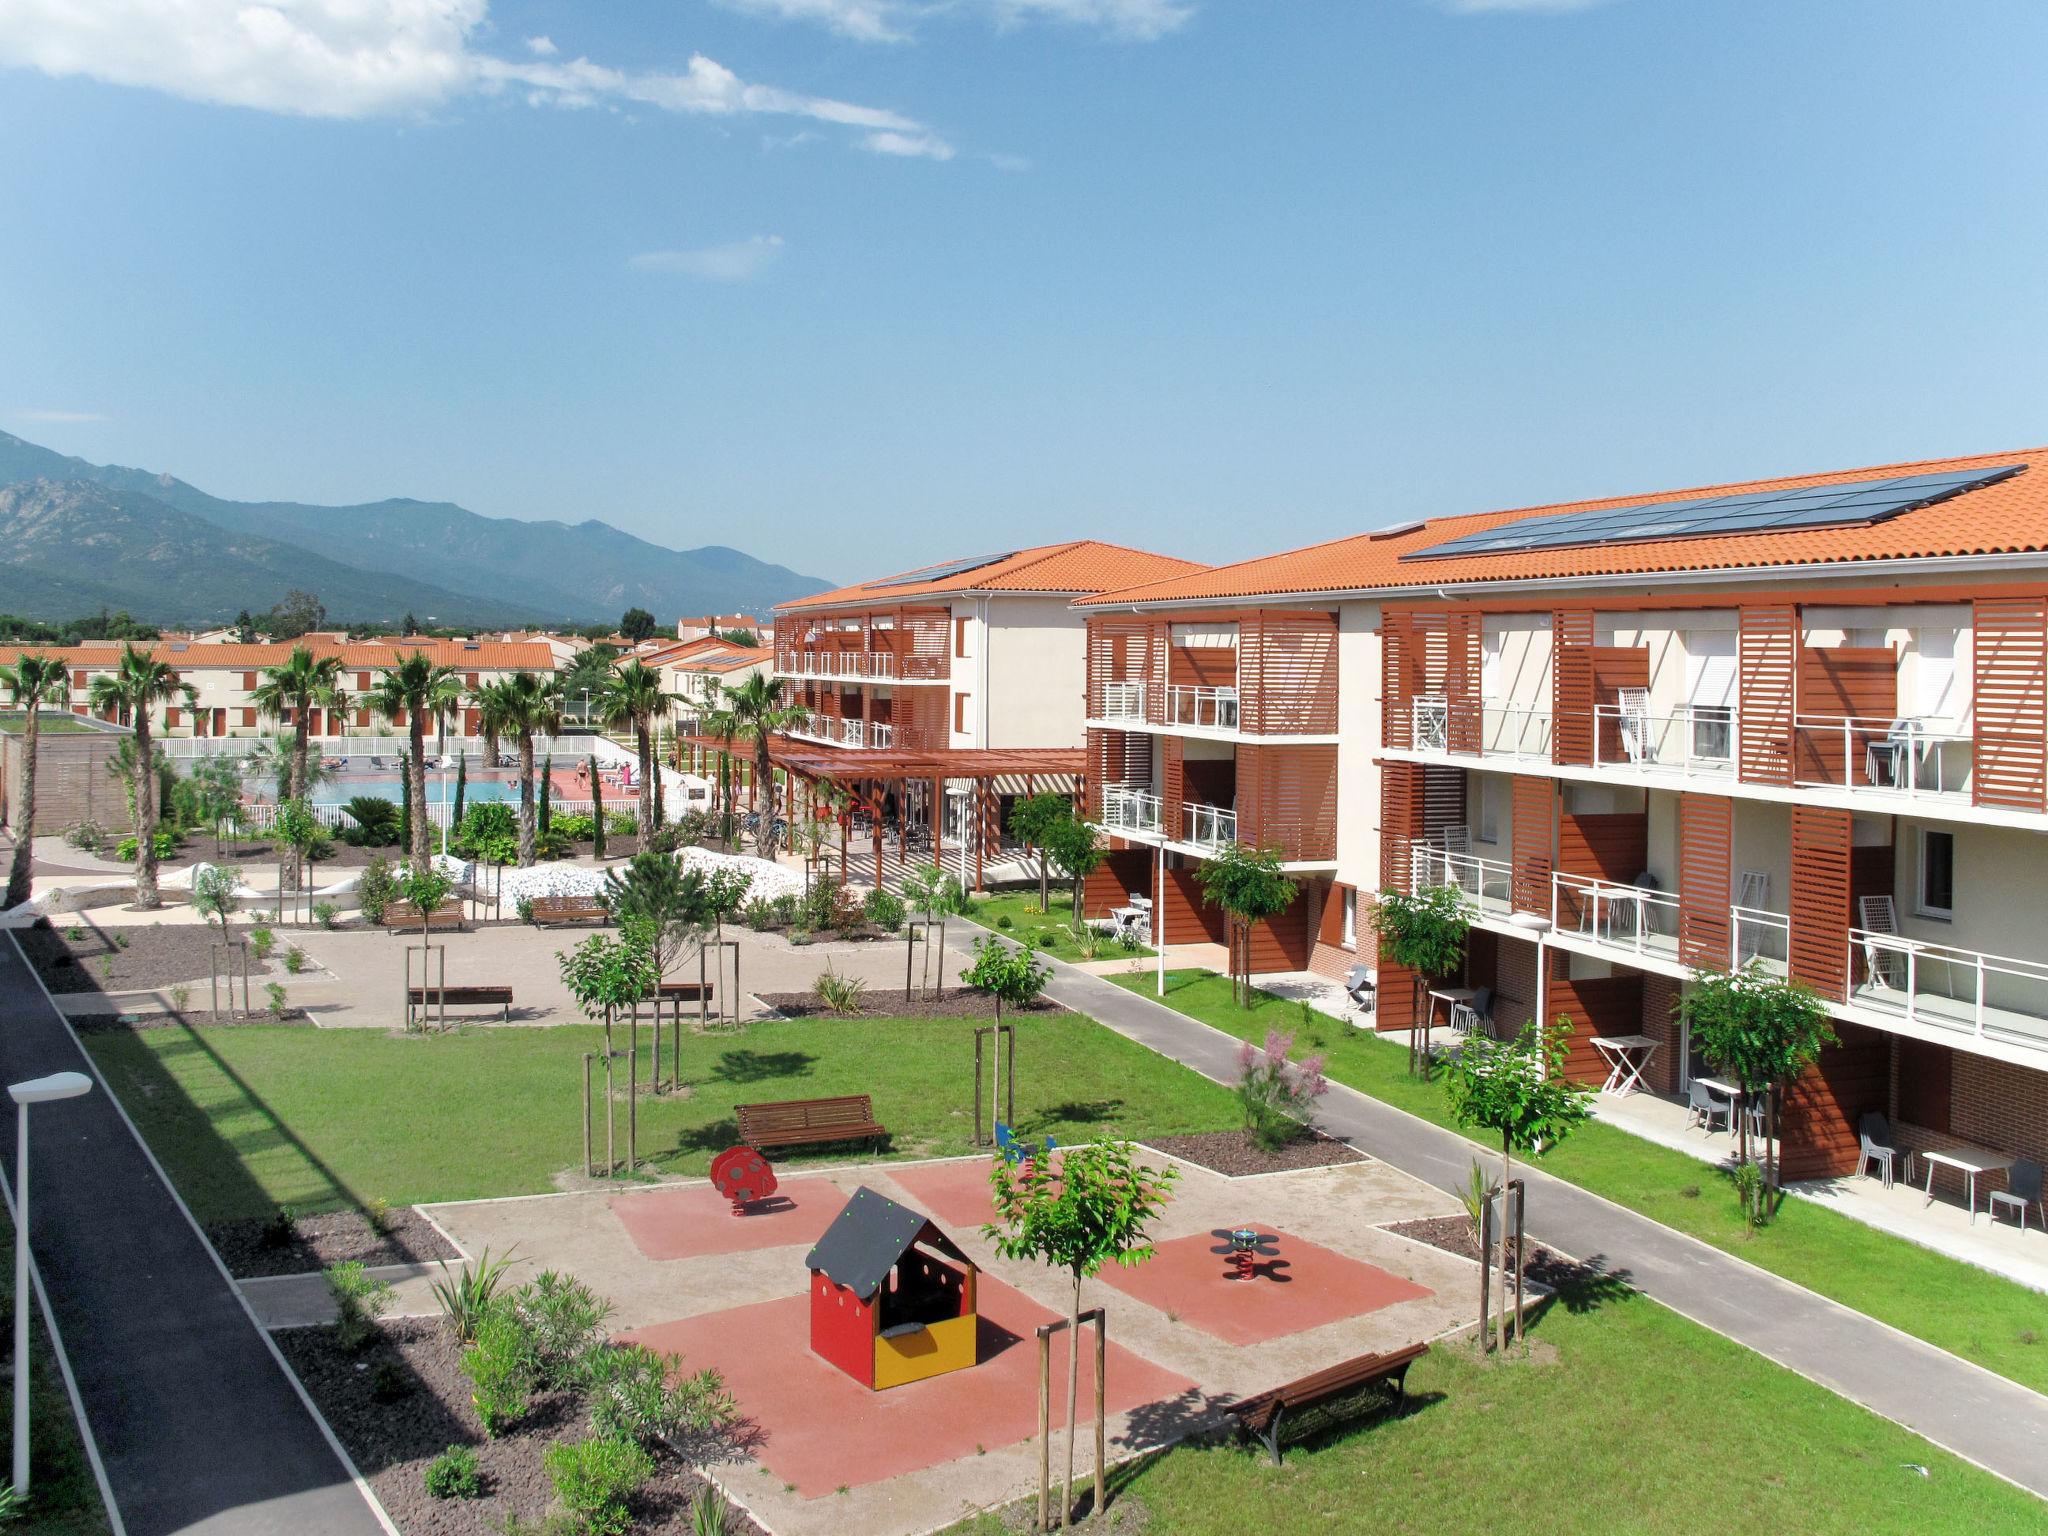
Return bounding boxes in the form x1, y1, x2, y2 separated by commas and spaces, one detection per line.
1079, 447, 2048, 607
777, 541, 1207, 613
0, 639, 560, 672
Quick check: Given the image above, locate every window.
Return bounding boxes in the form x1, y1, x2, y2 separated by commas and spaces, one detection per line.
954, 692, 973, 734
954, 617, 970, 658
1341, 888, 1357, 947
1916, 629, 1958, 727
1917, 828, 1954, 919
1476, 777, 1499, 843
1685, 632, 1736, 761
1480, 632, 1504, 700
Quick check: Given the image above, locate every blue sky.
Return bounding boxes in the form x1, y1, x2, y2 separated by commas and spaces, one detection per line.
3, 1, 2046, 588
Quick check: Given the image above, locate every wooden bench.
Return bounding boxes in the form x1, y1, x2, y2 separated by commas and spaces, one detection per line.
530, 896, 609, 927
406, 984, 514, 1026
385, 899, 465, 932
736, 1094, 886, 1154
1223, 1343, 1428, 1466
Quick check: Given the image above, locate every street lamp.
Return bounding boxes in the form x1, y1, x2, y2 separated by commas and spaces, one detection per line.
1508, 912, 1553, 1028
9, 1070, 92, 1498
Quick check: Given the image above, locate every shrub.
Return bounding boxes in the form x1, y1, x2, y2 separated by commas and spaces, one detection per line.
462, 1304, 537, 1437
313, 900, 339, 929
339, 795, 401, 847
356, 856, 396, 925
582, 1343, 735, 1449
690, 1487, 733, 1536
1234, 1030, 1330, 1152
863, 887, 905, 933
423, 1443, 483, 1500
363, 1195, 395, 1236
813, 966, 867, 1016
516, 896, 536, 923
65, 820, 107, 853
770, 893, 799, 925
551, 813, 596, 842
169, 982, 190, 1013
370, 1359, 410, 1403
260, 1203, 296, 1250
605, 809, 639, 837
249, 925, 276, 959
454, 802, 518, 864
995, 914, 1013, 930
431, 1247, 516, 1344
544, 1436, 653, 1536
788, 925, 812, 947
324, 1260, 393, 1351
741, 897, 775, 932
116, 828, 181, 861
264, 981, 289, 1017
532, 826, 574, 860
283, 945, 307, 974
515, 1270, 614, 1390
645, 822, 686, 855
800, 875, 842, 931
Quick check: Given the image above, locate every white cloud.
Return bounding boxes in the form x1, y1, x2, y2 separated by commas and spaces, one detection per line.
715, 0, 1192, 43
863, 129, 954, 160
628, 235, 786, 281
16, 409, 107, 423
525, 35, 557, 56
1435, 0, 1616, 12
0, 1, 950, 153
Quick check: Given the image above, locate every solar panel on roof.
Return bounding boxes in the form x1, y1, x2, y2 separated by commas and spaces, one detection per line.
1402, 465, 2025, 561
869, 551, 1019, 589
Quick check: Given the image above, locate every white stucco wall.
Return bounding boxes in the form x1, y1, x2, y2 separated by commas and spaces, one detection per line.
975, 596, 1090, 750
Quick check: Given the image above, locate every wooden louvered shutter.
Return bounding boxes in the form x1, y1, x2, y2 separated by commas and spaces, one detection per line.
1788, 805, 1851, 1000
1972, 595, 2048, 811
1161, 734, 1184, 834
1678, 793, 1733, 968
1422, 764, 1466, 841
1382, 609, 1414, 750
1247, 609, 1338, 736
1551, 608, 1595, 765
1739, 604, 1798, 786
1447, 610, 1482, 754
1380, 760, 1424, 896
1510, 774, 1555, 915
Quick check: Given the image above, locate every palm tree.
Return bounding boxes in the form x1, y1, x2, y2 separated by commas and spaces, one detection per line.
2, 653, 69, 908
723, 673, 806, 860
369, 652, 458, 872
87, 644, 192, 908
599, 659, 665, 849
251, 645, 349, 888
478, 671, 561, 866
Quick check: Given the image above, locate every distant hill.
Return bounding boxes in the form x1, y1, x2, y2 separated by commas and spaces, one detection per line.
0, 431, 832, 626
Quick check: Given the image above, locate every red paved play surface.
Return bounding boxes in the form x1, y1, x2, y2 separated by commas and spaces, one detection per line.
624, 1277, 1198, 1497
610, 1179, 845, 1260
883, 1158, 1008, 1230
1090, 1229, 1433, 1347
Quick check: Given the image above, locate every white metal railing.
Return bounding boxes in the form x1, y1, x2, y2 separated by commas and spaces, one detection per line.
1792, 715, 1970, 800
1850, 929, 2048, 1050
1733, 905, 1790, 975
1553, 872, 1681, 961
1411, 694, 1449, 753
1165, 685, 1240, 731
1592, 704, 1738, 776
1182, 801, 1237, 849
1407, 839, 1512, 918
1100, 680, 1148, 722
841, 719, 866, 747
1479, 704, 1552, 759
1100, 784, 1163, 836
870, 723, 894, 749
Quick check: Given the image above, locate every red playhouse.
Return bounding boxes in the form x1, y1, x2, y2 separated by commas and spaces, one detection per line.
806, 1186, 981, 1391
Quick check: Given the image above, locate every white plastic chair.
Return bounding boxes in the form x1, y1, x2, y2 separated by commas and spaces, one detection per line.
1617, 688, 1653, 764
1858, 895, 1905, 991
1413, 694, 1449, 753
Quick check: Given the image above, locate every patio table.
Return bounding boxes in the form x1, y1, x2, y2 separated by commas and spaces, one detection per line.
1591, 1034, 1658, 1096
1426, 987, 1478, 1034
1920, 1144, 2015, 1223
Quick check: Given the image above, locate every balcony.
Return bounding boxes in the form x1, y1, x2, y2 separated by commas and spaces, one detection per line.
1165, 685, 1240, 732
1592, 704, 1737, 779
779, 649, 937, 683
1734, 906, 1790, 978
1100, 784, 1163, 837
1100, 681, 1148, 723
1182, 801, 1238, 850
1406, 839, 1512, 920
1791, 715, 1971, 807
1850, 930, 2048, 1053
1553, 872, 1682, 966
840, 719, 866, 747
1480, 704, 1553, 759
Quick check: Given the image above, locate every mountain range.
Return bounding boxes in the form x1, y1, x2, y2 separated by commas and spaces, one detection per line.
0, 430, 832, 627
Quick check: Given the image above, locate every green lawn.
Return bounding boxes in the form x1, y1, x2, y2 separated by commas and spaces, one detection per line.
3, 1215, 111, 1536
0, 713, 106, 736
84, 1012, 1238, 1224
1116, 969, 2048, 1398
944, 1273, 2044, 1535
974, 887, 1153, 959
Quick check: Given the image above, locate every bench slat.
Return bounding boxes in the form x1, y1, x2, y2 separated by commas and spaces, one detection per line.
737, 1094, 885, 1152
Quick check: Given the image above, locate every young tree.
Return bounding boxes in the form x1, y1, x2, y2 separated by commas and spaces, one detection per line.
721, 673, 805, 859
1441, 1019, 1594, 1351
1680, 965, 1835, 1217
1193, 841, 1300, 1009
1007, 792, 1068, 913
395, 862, 455, 948
962, 933, 1051, 1027
901, 861, 962, 996
1366, 883, 1473, 1076
557, 929, 661, 1172
271, 798, 322, 922
599, 659, 666, 847
369, 652, 460, 872
186, 755, 244, 858
603, 853, 709, 976
1, 652, 68, 908
251, 644, 349, 887
192, 863, 239, 939
984, 1142, 1176, 1529
1040, 811, 1106, 927
619, 606, 658, 643
87, 643, 193, 908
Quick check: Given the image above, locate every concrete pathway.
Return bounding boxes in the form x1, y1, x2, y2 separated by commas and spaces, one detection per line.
0, 933, 391, 1536
983, 935, 2048, 1501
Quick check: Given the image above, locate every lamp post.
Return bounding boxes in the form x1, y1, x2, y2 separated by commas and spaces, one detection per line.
10, 1070, 92, 1498
1509, 912, 1553, 1033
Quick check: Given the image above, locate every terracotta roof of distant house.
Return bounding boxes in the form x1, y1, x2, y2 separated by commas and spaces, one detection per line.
0, 639, 560, 671
777, 541, 1208, 613
1078, 447, 2048, 608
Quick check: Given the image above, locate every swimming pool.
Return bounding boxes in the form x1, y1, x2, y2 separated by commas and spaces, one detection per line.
310, 777, 521, 807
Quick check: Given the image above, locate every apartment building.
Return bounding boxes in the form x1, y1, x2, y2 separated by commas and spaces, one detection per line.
642, 635, 773, 719
1078, 448, 2048, 1184
0, 637, 561, 739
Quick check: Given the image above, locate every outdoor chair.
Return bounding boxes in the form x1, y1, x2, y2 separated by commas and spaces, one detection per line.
1857, 1112, 1908, 1188
1343, 963, 1376, 1014
1857, 895, 1906, 991
1989, 1159, 2044, 1232
1617, 687, 1653, 764
1686, 1080, 1730, 1135
1865, 718, 1916, 789
1450, 986, 1493, 1036
1742, 1096, 1768, 1144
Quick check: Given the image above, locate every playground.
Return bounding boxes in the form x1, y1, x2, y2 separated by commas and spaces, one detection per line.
406, 1146, 1473, 1536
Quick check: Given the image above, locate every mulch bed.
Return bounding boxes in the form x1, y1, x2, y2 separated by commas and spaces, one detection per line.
756, 988, 1071, 1021
19, 917, 276, 994
1143, 1128, 1367, 1177
171, 839, 379, 869
1385, 1214, 1605, 1292
71, 1008, 314, 1033
276, 1318, 765, 1535
214, 1208, 461, 1280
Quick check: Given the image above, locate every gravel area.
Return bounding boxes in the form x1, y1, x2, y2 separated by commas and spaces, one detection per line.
20, 917, 276, 993
756, 987, 1070, 1021
1143, 1128, 1368, 1177
213, 1208, 460, 1280
276, 1318, 765, 1535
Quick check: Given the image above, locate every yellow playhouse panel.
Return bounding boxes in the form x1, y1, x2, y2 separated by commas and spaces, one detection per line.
873, 1314, 978, 1390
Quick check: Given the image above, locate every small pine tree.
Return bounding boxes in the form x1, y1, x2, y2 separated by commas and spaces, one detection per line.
538, 753, 553, 837
452, 755, 467, 830
589, 752, 606, 858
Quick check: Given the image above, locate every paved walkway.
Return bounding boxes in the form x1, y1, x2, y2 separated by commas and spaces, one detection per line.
0, 934, 390, 1536
983, 936, 2048, 1501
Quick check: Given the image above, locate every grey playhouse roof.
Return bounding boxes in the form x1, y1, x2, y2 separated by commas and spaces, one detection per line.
804, 1185, 972, 1301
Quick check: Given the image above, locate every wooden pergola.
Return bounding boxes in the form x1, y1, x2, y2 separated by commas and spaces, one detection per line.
678, 733, 1084, 889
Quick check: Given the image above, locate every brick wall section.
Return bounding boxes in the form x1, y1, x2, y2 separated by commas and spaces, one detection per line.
1307, 942, 1352, 981
1639, 972, 1683, 1095
1892, 1049, 2048, 1204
